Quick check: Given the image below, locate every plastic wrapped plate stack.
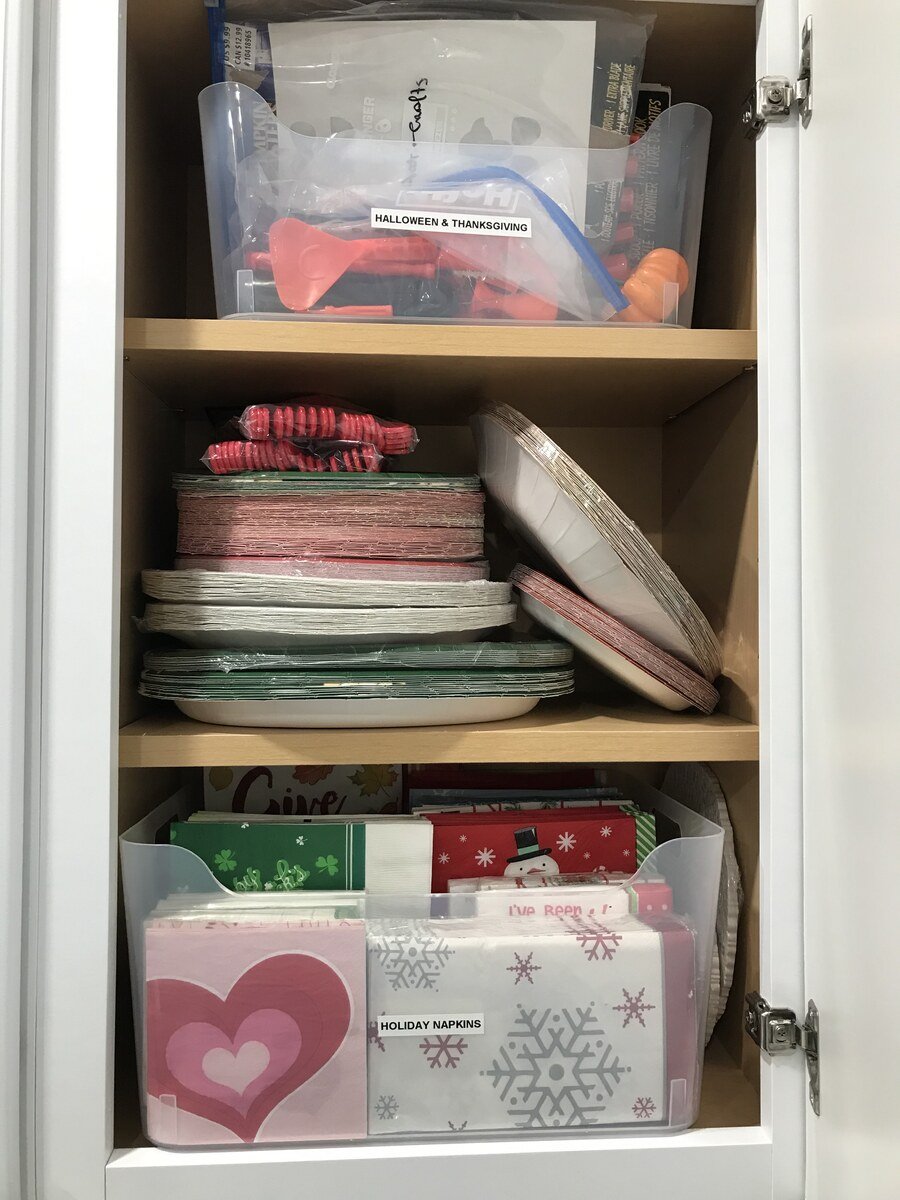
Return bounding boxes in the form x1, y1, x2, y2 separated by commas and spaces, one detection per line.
138, 641, 575, 729
472, 402, 723, 712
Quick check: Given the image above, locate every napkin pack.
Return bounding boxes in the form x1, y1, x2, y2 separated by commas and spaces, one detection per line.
367, 912, 696, 1133
171, 814, 433, 894
423, 805, 657, 892
144, 912, 367, 1146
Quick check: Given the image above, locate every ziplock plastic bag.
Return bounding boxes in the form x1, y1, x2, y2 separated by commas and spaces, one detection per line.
208, 1, 654, 143
201, 82, 636, 322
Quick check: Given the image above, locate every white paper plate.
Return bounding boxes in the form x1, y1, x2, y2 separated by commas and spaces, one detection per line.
140, 602, 516, 648
473, 406, 721, 680
519, 592, 691, 711
142, 569, 511, 609
174, 695, 540, 728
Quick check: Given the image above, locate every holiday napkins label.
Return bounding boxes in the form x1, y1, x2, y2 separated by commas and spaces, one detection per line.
378, 1014, 485, 1038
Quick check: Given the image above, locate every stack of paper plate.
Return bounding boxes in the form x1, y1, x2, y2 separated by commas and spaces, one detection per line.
175, 474, 485, 561
139, 641, 575, 728
512, 566, 718, 713
143, 641, 574, 674
141, 570, 512, 610
472, 405, 722, 681
174, 556, 491, 581
139, 602, 517, 648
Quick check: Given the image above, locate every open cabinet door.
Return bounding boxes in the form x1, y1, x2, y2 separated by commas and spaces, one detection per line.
0, 0, 36, 1197
799, 3, 900, 1197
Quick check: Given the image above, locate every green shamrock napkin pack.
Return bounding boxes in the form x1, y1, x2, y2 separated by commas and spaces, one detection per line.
170, 813, 432, 895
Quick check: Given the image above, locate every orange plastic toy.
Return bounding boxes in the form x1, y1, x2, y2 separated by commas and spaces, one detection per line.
618, 248, 690, 323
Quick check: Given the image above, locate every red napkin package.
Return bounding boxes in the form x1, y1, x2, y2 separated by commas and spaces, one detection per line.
423, 805, 657, 892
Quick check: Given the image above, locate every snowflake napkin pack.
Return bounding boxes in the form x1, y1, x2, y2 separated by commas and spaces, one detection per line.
422, 804, 657, 892
143, 911, 367, 1146
366, 912, 697, 1134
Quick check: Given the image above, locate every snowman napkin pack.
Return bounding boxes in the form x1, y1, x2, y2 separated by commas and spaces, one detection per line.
366, 910, 698, 1134
422, 804, 657, 892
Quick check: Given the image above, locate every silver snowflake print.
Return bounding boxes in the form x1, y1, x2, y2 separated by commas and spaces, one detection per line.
632, 1096, 656, 1119
438, 851, 450, 864
613, 987, 656, 1028
420, 1034, 468, 1069
564, 917, 623, 962
367, 1015, 386, 1052
475, 847, 495, 868
622, 848, 631, 857
368, 923, 455, 990
556, 832, 576, 853
600, 825, 612, 838
507, 951, 541, 985
482, 1004, 630, 1128
448, 1120, 468, 1132
375, 1094, 399, 1120
582, 851, 591, 860
459, 834, 468, 843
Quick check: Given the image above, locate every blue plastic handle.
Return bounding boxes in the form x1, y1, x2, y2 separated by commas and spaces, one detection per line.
434, 166, 627, 312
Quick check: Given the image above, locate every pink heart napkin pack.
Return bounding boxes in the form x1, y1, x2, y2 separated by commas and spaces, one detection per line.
144, 912, 367, 1146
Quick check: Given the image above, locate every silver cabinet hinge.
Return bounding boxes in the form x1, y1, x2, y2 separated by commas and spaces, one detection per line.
745, 992, 820, 1115
743, 15, 813, 138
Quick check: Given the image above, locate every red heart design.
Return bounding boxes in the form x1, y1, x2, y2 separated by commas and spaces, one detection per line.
146, 954, 351, 1141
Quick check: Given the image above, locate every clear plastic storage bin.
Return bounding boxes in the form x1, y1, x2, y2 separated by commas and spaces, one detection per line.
199, 82, 711, 326
120, 779, 723, 1147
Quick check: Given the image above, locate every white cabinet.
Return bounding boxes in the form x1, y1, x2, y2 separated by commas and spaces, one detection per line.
6, 0, 897, 1198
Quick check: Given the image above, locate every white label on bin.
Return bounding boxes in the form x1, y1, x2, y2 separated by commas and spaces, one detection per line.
370, 208, 532, 238
378, 1013, 485, 1038
224, 22, 258, 72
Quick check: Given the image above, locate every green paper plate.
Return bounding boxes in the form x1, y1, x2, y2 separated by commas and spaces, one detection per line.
142, 641, 574, 674
139, 666, 575, 702
174, 473, 482, 496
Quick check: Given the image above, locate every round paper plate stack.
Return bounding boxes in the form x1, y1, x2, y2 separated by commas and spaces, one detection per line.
472, 403, 723, 706
174, 473, 486, 562
139, 641, 575, 728
139, 572, 517, 649
511, 566, 719, 713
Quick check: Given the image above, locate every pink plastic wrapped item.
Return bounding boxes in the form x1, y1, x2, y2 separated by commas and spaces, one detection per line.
203, 438, 383, 475
239, 402, 418, 456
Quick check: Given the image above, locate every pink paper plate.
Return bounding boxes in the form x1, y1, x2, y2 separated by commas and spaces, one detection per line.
512, 565, 719, 713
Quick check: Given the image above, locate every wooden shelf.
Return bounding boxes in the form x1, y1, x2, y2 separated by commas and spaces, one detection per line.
118, 703, 759, 768
123, 318, 757, 426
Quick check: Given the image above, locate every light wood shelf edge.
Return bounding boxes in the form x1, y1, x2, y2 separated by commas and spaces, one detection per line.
118, 705, 759, 768
123, 318, 758, 364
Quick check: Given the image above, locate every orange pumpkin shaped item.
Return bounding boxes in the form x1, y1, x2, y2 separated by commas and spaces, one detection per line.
618, 248, 690, 323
